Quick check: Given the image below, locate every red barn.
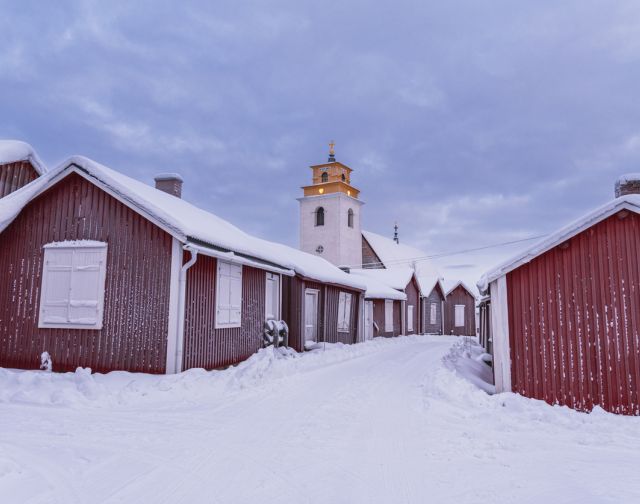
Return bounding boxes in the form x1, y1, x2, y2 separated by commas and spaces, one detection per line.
479, 176, 640, 415
0, 155, 364, 374
443, 281, 477, 336
0, 140, 47, 198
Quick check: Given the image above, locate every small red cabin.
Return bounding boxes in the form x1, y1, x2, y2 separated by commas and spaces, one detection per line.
479, 175, 640, 415
443, 281, 477, 336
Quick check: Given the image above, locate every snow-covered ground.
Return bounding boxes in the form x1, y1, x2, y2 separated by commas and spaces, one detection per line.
1, 336, 639, 503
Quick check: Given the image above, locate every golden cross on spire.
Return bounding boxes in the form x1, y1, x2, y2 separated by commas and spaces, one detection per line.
329, 140, 335, 157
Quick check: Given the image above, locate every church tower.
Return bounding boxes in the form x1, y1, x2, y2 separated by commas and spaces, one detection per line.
298, 142, 364, 268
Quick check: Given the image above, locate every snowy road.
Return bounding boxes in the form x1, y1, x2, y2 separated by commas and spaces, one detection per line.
1, 335, 640, 503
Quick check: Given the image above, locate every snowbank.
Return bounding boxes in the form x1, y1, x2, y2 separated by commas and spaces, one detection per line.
0, 337, 417, 409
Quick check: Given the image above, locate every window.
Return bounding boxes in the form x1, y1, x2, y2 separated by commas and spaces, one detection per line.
216, 261, 243, 328
341, 173, 346, 182
315, 207, 325, 226
337, 292, 353, 332
407, 305, 414, 332
347, 209, 354, 228
455, 304, 465, 327
384, 300, 394, 332
38, 241, 108, 329
321, 172, 328, 183
265, 272, 280, 320
430, 303, 437, 325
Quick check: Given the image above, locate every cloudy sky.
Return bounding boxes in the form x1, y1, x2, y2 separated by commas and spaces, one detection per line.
2, 0, 640, 289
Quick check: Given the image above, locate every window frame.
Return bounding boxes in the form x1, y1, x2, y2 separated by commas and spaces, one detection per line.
315, 207, 325, 227
38, 241, 108, 330
347, 208, 354, 228
321, 172, 328, 183
407, 304, 414, 332
215, 260, 243, 329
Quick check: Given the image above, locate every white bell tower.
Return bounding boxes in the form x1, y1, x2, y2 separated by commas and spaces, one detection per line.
298, 143, 364, 268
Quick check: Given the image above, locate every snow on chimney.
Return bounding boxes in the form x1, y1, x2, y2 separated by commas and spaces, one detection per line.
154, 173, 183, 198
615, 174, 640, 198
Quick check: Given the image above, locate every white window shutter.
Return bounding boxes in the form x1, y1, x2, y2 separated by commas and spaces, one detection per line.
344, 293, 352, 330
39, 243, 107, 329
216, 261, 242, 328
40, 249, 73, 324
407, 305, 414, 332
229, 264, 242, 325
337, 292, 351, 332
430, 303, 437, 325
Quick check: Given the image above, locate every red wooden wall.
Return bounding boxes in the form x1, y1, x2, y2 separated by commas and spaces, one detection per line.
507, 211, 640, 414
0, 161, 39, 198
0, 173, 173, 373
444, 286, 476, 336
182, 255, 266, 370
372, 299, 402, 337
282, 276, 360, 351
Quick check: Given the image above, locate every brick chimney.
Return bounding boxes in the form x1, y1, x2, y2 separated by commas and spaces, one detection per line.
154, 173, 183, 198
615, 174, 640, 198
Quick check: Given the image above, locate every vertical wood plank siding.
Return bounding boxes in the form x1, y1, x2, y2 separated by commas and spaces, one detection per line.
507, 212, 640, 415
0, 173, 172, 373
372, 299, 402, 337
182, 255, 266, 370
283, 276, 360, 350
0, 161, 39, 198
404, 278, 419, 335
444, 287, 477, 336
423, 287, 445, 334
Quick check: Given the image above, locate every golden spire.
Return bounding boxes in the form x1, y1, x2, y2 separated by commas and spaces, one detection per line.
329, 140, 335, 156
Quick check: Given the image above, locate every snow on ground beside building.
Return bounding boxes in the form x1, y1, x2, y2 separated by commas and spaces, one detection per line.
1, 336, 639, 503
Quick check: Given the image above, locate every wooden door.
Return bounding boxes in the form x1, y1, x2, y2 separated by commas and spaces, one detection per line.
304, 289, 319, 345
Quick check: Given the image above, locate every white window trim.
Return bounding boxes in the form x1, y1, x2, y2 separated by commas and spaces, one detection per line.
384, 299, 394, 332
38, 241, 108, 330
455, 304, 466, 327
407, 304, 414, 332
215, 260, 243, 329
265, 272, 281, 321
337, 291, 353, 333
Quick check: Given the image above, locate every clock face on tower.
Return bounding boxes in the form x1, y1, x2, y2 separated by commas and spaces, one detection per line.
316, 245, 324, 254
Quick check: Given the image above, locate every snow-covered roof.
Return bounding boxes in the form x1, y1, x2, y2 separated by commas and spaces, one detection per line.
0, 140, 47, 174
0, 156, 365, 291
349, 267, 414, 291
477, 194, 640, 294
361, 230, 444, 295
348, 270, 407, 300
444, 280, 478, 299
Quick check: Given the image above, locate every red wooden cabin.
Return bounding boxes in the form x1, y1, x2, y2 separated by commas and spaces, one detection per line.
0, 155, 364, 374
479, 176, 640, 415
443, 281, 477, 336
350, 271, 406, 339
